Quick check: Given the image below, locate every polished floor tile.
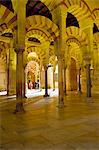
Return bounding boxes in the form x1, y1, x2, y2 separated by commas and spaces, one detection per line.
0, 92, 99, 150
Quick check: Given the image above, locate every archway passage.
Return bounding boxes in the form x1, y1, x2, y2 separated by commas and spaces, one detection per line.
69, 58, 77, 91
25, 60, 40, 92
27, 71, 35, 89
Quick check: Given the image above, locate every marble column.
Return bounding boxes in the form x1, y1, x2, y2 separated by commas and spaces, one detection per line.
14, 0, 26, 113
57, 11, 66, 107
44, 66, 49, 97
23, 66, 26, 98
58, 56, 64, 107
7, 51, 9, 95
86, 64, 91, 97
77, 68, 81, 93
92, 43, 99, 93
64, 66, 67, 95
15, 49, 25, 112
39, 66, 42, 91
53, 68, 55, 91
7, 41, 16, 96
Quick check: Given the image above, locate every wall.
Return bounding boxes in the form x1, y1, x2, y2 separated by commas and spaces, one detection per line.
0, 58, 7, 91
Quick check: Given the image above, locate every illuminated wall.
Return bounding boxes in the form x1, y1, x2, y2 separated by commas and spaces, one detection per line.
0, 58, 7, 91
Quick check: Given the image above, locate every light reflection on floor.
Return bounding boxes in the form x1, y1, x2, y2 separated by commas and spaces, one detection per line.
26, 88, 58, 98
0, 91, 7, 96
1, 90, 99, 149
0, 89, 58, 106
0, 89, 58, 98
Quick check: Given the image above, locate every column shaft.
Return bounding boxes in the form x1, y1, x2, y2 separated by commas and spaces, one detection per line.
44, 66, 49, 97
64, 67, 66, 95
7, 43, 16, 96
53, 69, 55, 91
39, 67, 42, 90
7, 50, 10, 95
16, 51, 24, 98
58, 57, 64, 107
86, 64, 91, 97
23, 69, 26, 98
14, 0, 26, 112
78, 68, 81, 92
15, 51, 25, 112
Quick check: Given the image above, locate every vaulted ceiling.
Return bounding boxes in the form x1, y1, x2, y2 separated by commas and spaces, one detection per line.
0, 0, 99, 69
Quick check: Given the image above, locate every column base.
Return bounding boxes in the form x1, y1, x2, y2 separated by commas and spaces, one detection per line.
24, 95, 27, 98
64, 92, 67, 96
86, 97, 93, 103
57, 98, 65, 108
87, 94, 91, 98
78, 91, 82, 94
44, 94, 50, 97
13, 102, 25, 114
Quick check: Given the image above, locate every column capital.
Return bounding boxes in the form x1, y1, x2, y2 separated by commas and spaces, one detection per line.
77, 67, 81, 74
53, 66, 56, 72
44, 65, 47, 71
64, 65, 67, 70
14, 48, 25, 53
58, 54, 64, 61
40, 65, 43, 71
84, 55, 91, 64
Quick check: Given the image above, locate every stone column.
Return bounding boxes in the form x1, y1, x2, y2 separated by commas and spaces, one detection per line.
57, 9, 66, 107
92, 43, 99, 93
14, 0, 26, 113
44, 66, 49, 97
86, 63, 91, 97
15, 49, 25, 112
58, 55, 64, 107
23, 66, 26, 98
39, 65, 42, 91
64, 66, 67, 95
25, 69, 28, 93
53, 68, 55, 91
7, 50, 9, 95
77, 68, 81, 93
7, 41, 16, 96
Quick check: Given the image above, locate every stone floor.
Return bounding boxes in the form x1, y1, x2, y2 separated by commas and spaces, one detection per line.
0, 91, 99, 150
